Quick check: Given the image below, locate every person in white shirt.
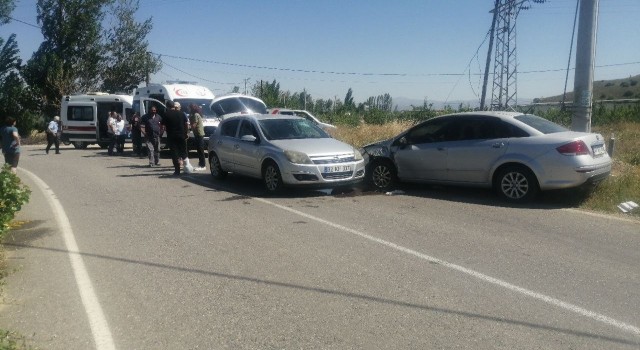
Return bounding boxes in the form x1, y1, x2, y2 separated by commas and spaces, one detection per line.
46, 116, 61, 154
107, 111, 118, 155
115, 113, 126, 153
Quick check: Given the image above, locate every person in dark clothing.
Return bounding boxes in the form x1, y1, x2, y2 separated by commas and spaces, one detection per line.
140, 107, 163, 167
161, 101, 189, 176
129, 112, 143, 157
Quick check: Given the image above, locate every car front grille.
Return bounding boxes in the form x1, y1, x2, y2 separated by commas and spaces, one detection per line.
311, 154, 355, 164
321, 171, 353, 180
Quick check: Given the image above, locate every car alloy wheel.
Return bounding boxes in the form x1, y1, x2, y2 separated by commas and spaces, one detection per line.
263, 162, 283, 193
209, 153, 227, 179
369, 159, 397, 191
496, 165, 538, 202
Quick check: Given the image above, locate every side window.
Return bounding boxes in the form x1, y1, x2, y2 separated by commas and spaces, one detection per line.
220, 119, 240, 137
67, 106, 94, 121
238, 120, 258, 138
478, 119, 529, 139
404, 118, 450, 144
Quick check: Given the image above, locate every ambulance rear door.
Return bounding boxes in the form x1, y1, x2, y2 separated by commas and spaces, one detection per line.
62, 101, 98, 146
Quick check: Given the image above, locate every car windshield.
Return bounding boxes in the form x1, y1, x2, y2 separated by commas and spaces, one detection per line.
175, 98, 215, 118
514, 114, 568, 134
258, 119, 329, 140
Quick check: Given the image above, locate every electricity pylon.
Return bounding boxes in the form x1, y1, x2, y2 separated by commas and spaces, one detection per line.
481, 0, 545, 111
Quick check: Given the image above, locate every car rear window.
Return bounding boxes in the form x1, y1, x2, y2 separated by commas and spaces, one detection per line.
514, 114, 568, 134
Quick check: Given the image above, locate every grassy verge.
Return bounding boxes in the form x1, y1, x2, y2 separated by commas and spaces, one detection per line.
330, 121, 640, 217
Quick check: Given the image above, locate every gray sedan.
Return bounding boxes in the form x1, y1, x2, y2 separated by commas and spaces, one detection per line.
361, 111, 612, 202
208, 114, 365, 193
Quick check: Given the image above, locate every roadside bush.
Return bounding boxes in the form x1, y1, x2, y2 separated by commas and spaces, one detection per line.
0, 164, 31, 237
362, 109, 392, 125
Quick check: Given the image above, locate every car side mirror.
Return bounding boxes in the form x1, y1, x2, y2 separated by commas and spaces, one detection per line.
240, 135, 258, 143
397, 136, 408, 149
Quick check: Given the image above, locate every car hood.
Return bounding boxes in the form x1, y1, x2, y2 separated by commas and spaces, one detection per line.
271, 138, 355, 156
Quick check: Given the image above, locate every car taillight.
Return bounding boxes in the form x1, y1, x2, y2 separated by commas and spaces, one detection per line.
556, 140, 589, 156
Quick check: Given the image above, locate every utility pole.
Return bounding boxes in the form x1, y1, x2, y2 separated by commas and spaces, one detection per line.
480, 0, 500, 110
482, 0, 546, 111
243, 78, 250, 95
572, 0, 599, 132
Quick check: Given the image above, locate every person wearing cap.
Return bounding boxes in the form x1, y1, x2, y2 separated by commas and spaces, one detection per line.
46, 115, 61, 154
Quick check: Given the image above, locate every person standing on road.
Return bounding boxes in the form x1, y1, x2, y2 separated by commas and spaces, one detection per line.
189, 104, 206, 170
129, 112, 143, 157
107, 111, 118, 156
45, 115, 61, 154
115, 113, 126, 154
1, 117, 21, 173
161, 101, 189, 176
140, 106, 163, 167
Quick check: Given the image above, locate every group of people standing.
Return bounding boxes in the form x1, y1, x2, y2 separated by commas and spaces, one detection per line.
1, 100, 207, 177
106, 111, 127, 156
136, 101, 207, 176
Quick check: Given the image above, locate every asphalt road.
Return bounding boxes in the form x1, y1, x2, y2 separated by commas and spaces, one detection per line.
1, 144, 639, 349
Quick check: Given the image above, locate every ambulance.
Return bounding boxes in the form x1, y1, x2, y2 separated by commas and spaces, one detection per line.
133, 82, 219, 141
60, 93, 133, 149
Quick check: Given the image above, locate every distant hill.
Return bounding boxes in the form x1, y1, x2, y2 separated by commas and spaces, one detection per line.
535, 74, 640, 103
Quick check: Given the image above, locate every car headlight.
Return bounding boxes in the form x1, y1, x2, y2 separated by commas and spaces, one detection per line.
284, 150, 313, 164
353, 148, 364, 161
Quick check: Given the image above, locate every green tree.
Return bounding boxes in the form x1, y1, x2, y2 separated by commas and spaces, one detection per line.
0, 0, 15, 24
251, 79, 280, 107
343, 88, 355, 110
101, 0, 161, 93
23, 0, 110, 117
0, 34, 39, 132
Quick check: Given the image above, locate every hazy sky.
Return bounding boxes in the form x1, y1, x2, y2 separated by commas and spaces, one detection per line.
4, 0, 640, 104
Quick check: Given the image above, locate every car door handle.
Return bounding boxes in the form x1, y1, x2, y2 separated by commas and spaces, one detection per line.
437, 147, 446, 151
492, 142, 505, 148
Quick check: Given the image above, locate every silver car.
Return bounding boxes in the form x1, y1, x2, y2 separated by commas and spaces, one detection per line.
361, 111, 612, 202
208, 114, 365, 193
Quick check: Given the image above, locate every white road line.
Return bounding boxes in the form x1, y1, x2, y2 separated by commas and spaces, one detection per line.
21, 168, 117, 350
246, 196, 640, 337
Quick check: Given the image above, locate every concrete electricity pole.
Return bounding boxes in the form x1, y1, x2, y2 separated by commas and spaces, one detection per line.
572, 0, 600, 132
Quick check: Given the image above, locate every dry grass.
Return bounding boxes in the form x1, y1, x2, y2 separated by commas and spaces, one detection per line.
330, 120, 415, 148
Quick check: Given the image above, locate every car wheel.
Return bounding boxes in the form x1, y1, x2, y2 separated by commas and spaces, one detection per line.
98, 142, 109, 149
72, 141, 87, 149
367, 159, 397, 191
209, 152, 227, 179
495, 165, 539, 202
262, 161, 283, 193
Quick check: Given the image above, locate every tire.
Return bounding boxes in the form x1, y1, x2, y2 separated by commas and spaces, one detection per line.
72, 141, 88, 149
209, 152, 227, 179
98, 142, 109, 149
262, 161, 283, 194
495, 165, 539, 202
367, 159, 397, 191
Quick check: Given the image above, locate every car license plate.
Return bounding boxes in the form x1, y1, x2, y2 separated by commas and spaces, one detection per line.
592, 144, 606, 157
323, 165, 351, 173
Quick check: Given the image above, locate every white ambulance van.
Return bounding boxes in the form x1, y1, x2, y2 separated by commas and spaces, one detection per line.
60, 93, 133, 149
133, 82, 219, 138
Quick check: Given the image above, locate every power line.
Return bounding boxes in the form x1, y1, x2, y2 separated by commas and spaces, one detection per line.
6, 16, 40, 29
157, 52, 640, 78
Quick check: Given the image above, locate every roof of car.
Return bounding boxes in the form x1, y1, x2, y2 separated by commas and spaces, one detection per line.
222, 114, 304, 122
439, 111, 525, 118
